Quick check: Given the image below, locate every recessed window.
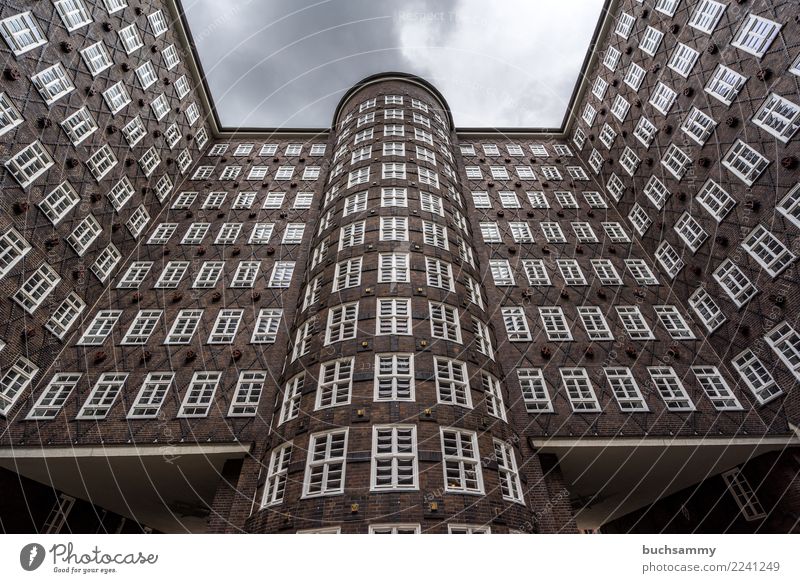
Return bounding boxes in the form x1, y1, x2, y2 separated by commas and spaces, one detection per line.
441, 427, 483, 493
121, 310, 162, 345
25, 373, 80, 420
259, 442, 292, 507
0, 227, 31, 280
230, 260, 260, 288
681, 107, 716, 145
616, 306, 655, 340
374, 353, 414, 401
268, 261, 295, 287
489, 259, 515, 286
668, 43, 699, 77
333, 257, 363, 292
603, 46, 621, 71
303, 428, 348, 498
80, 41, 113, 76
674, 212, 708, 253
86, 144, 117, 181
764, 322, 800, 382
13, 263, 60, 314
67, 214, 102, 256
713, 259, 758, 308
731, 14, 781, 58
647, 367, 695, 411
604, 367, 648, 412
705, 65, 747, 106
741, 224, 796, 277
6, 141, 54, 188
633, 116, 657, 148
517, 369, 552, 413
625, 259, 659, 286
148, 10, 168, 36
371, 425, 418, 491
752, 93, 800, 143
560, 368, 600, 412
691, 366, 742, 411
165, 309, 203, 344
0, 12, 46, 55
689, 287, 726, 332
653, 305, 695, 340
32, 64, 75, 105
77, 373, 127, 420
689, 0, 726, 34
55, 0, 92, 31
732, 349, 782, 405
45, 292, 85, 340
640, 26, 664, 56
578, 306, 614, 341
540, 307, 572, 341
178, 372, 221, 418
78, 310, 122, 345
128, 373, 174, 419
92, 244, 121, 282
557, 259, 587, 286
650, 82, 677, 115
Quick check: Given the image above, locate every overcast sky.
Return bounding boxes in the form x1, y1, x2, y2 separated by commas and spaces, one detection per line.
183, 0, 605, 129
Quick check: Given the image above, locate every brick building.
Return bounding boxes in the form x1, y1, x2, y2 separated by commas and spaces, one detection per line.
0, 0, 798, 533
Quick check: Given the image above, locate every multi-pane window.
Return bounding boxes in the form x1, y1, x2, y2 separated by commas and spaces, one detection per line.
661, 144, 692, 180
165, 309, 203, 344
420, 192, 444, 215
540, 307, 572, 341
731, 14, 781, 58
583, 192, 606, 209
682, 107, 717, 145
441, 428, 483, 493
650, 82, 677, 115
86, 144, 117, 181
117, 261, 152, 289
604, 368, 648, 412
653, 305, 695, 340
602, 222, 630, 243
80, 41, 113, 76
691, 366, 742, 410
378, 253, 409, 282
518, 369, 553, 413
61, 107, 97, 145
619, 146, 640, 175
633, 116, 657, 148
616, 11, 635, 38
268, 261, 295, 287
510, 222, 534, 243
25, 373, 80, 420
640, 26, 664, 56
45, 292, 85, 339
103, 81, 130, 115
66, 215, 101, 256
380, 217, 408, 241
522, 259, 551, 286
577, 307, 614, 341
374, 354, 414, 401
697, 179, 735, 221
371, 425, 418, 491
603, 46, 621, 71
689, 287, 726, 332
192, 261, 223, 288
625, 259, 659, 286
231, 261, 260, 288
742, 225, 795, 277
325, 302, 359, 344
136, 61, 157, 89
76, 373, 127, 419
178, 372, 221, 418
303, 429, 348, 497
381, 187, 407, 207
560, 368, 601, 412
208, 309, 243, 344
764, 322, 800, 381
429, 302, 462, 343
732, 349, 782, 405
1, 12, 46, 55
648, 367, 695, 411
668, 43, 700, 78
6, 141, 54, 187
713, 259, 758, 308
616, 306, 654, 340
333, 257, 363, 291
489, 259, 515, 286
674, 212, 708, 253
435, 357, 471, 407
481, 373, 506, 421
689, 0, 726, 33
263, 191, 285, 209
777, 183, 800, 229
480, 222, 502, 243
118, 23, 143, 53
13, 263, 60, 314
558, 259, 587, 286
78, 310, 122, 345
501, 307, 531, 342
155, 260, 190, 289
251, 308, 283, 344
572, 222, 598, 243
258, 441, 294, 508
655, 241, 684, 279
752, 93, 800, 143
55, 0, 92, 31
541, 222, 566, 243
32, 64, 74, 105
426, 257, 454, 291
494, 439, 524, 503
316, 358, 353, 410
705, 65, 747, 105
422, 221, 448, 249
723, 140, 769, 186
339, 221, 365, 250
0, 92, 23, 136
128, 373, 174, 419
281, 223, 305, 245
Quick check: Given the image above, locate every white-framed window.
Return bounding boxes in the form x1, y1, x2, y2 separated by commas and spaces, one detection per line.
603, 46, 621, 71
648, 367, 695, 411
713, 259, 758, 308
316, 358, 353, 410
422, 221, 448, 249
633, 116, 657, 148
489, 259, 515, 286
518, 369, 553, 413
494, 439, 524, 503
31, 64, 74, 105
182, 223, 210, 245
765, 321, 800, 382
777, 183, 800, 229
178, 372, 221, 418
541, 222, 566, 243
0, 92, 23, 136
55, 0, 92, 31
426, 257, 454, 291
501, 307, 531, 342
541, 166, 562, 180
333, 257, 363, 292
742, 224, 795, 277
689, 0, 726, 34
604, 368, 648, 412
77, 310, 122, 345
25, 372, 81, 420
420, 191, 444, 215
540, 307, 572, 341
278, 373, 304, 423
510, 221, 534, 243
674, 212, 708, 253
374, 353, 414, 401
472, 191, 491, 208
655, 241, 684, 279
86, 145, 117, 181
577, 306, 614, 341
127, 373, 174, 419
369, 524, 420, 534
522, 259, 551, 286
479, 222, 502, 243
526, 191, 549, 208
117, 261, 152, 289
606, 174, 625, 201
162, 44, 180, 69
0, 12, 46, 55
76, 373, 127, 419
731, 14, 781, 58
560, 368, 600, 412
429, 302, 462, 344
723, 469, 766, 521
691, 366, 742, 411
379, 217, 408, 241
705, 65, 747, 106
45, 292, 85, 340
650, 82, 677, 116
602, 222, 630, 243
259, 442, 292, 506
662, 143, 692, 180
378, 253, 409, 283
572, 222, 598, 243
121, 310, 162, 345
682, 107, 717, 145
61, 107, 97, 145
148, 9, 168, 36
499, 191, 521, 208
0, 356, 39, 415
303, 428, 348, 497
92, 244, 121, 283
625, 259, 659, 286
164, 309, 203, 344
441, 427, 483, 493
643, 177, 670, 211
371, 425, 418, 491
689, 287, 726, 332
599, 125, 616, 150
5, 141, 54, 188
591, 259, 622, 285
752, 93, 800, 143
381, 187, 407, 208
616, 306, 655, 340
722, 140, 769, 186
325, 302, 359, 345
80, 41, 113, 76
697, 179, 735, 221
616, 11, 635, 38
66, 214, 101, 256
653, 305, 695, 340
435, 357, 471, 407
281, 223, 305, 245
481, 372, 506, 421
118, 23, 143, 54
13, 263, 60, 314
732, 349, 782, 405
101, 0, 127, 14
230, 260, 260, 288
593, 76, 609, 100
138, 147, 160, 177
639, 26, 664, 56
268, 261, 295, 287
668, 43, 699, 78
619, 146, 640, 176
558, 259, 587, 286
263, 191, 286, 209
251, 308, 283, 344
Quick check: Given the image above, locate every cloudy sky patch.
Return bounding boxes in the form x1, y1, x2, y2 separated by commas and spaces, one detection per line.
183, 0, 605, 128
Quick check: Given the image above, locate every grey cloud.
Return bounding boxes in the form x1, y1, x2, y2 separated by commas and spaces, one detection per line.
183, 0, 602, 128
